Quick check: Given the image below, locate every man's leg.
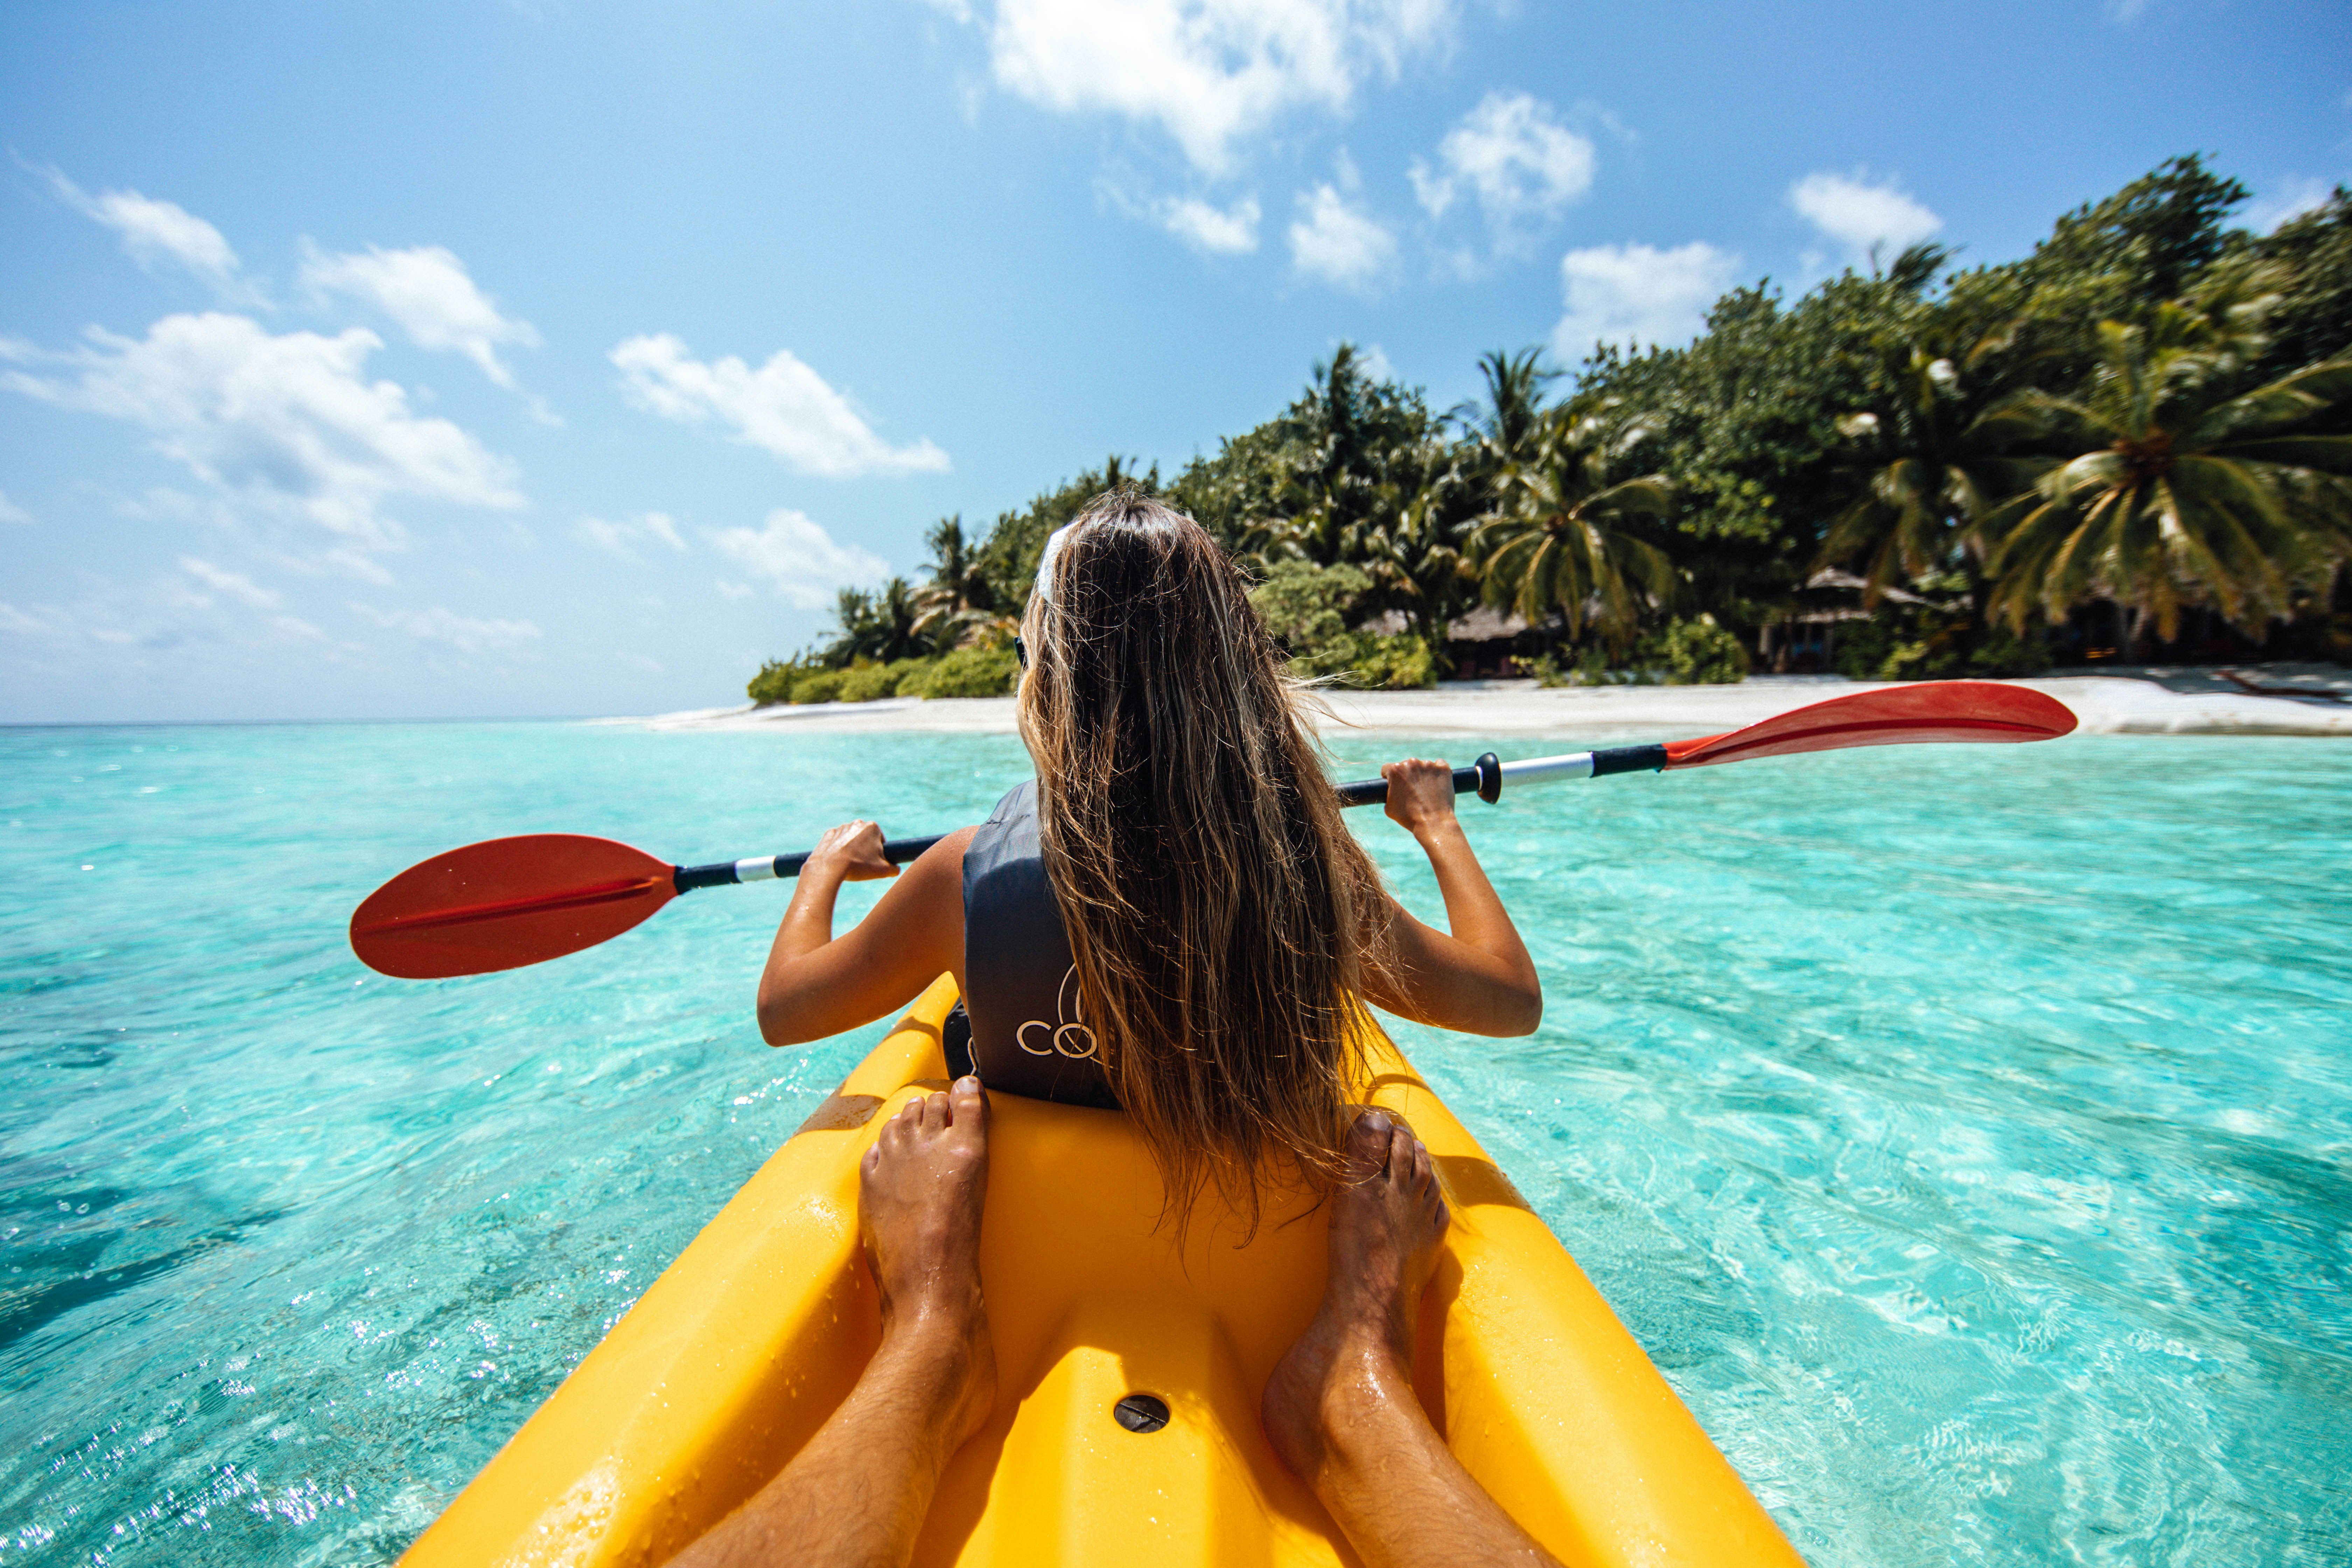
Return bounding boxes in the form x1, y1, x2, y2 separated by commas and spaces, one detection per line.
1262, 1111, 1562, 1568
671, 1078, 997, 1568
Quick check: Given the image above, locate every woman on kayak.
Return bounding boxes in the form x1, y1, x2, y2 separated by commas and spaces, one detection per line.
677, 494, 1555, 1568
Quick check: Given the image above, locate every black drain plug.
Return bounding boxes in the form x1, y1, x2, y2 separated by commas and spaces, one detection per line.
1113, 1393, 1170, 1433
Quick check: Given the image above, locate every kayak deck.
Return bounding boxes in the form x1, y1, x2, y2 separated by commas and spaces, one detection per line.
401, 976, 1801, 1566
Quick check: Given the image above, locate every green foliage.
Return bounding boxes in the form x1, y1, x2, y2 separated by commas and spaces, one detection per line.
1337, 631, 1437, 689
1511, 652, 1570, 687
1822, 606, 2050, 680
1966, 622, 2051, 677
1248, 559, 1373, 664
1240, 558, 1432, 685
747, 657, 814, 706
833, 664, 895, 703
910, 645, 1020, 698
2253, 189, 2352, 395
1652, 614, 1749, 684
832, 658, 932, 703
789, 669, 847, 705
2017, 154, 2252, 316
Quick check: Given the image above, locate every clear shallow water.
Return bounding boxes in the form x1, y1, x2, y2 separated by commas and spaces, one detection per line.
1, 720, 2346, 1566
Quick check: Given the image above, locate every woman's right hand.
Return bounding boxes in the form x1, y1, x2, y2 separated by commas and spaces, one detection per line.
801, 819, 900, 882
1381, 757, 1460, 839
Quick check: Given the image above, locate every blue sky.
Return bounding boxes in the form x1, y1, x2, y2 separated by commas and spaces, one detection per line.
3, 0, 2346, 723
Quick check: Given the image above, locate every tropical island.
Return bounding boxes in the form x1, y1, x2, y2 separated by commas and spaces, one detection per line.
747, 158, 2350, 708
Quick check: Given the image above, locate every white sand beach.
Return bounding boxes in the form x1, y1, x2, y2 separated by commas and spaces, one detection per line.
602, 665, 2352, 741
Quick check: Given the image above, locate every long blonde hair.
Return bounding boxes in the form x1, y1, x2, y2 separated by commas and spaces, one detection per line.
1018, 493, 1391, 1232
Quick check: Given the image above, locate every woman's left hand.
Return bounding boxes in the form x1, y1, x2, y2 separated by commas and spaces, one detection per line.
1381, 757, 1460, 839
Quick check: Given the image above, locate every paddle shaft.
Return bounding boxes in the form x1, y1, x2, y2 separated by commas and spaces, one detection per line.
668, 743, 1672, 895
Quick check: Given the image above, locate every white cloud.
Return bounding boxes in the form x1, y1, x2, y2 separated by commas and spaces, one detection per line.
1553, 241, 1740, 356
0, 600, 71, 640
612, 335, 949, 478
709, 509, 888, 609
715, 579, 757, 601
43, 169, 250, 295
2245, 177, 2335, 234
178, 556, 282, 610
1157, 195, 1263, 253
972, 0, 1458, 175
0, 313, 523, 565
0, 490, 31, 525
579, 511, 687, 556
1099, 177, 1262, 252
1352, 342, 1394, 381
1410, 91, 1594, 240
300, 243, 542, 391
1789, 171, 1942, 267
352, 602, 543, 656
1289, 171, 1397, 293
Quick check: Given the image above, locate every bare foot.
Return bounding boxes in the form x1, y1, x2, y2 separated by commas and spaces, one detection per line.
859, 1075, 997, 1450
1262, 1109, 1450, 1483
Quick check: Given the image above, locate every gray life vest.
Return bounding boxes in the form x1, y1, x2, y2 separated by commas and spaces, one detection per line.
953, 780, 1121, 1109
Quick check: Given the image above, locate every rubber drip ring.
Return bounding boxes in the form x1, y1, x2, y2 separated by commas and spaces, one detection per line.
1113, 1393, 1170, 1433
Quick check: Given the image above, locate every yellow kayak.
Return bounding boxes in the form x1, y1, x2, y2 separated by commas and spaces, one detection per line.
402, 976, 1802, 1567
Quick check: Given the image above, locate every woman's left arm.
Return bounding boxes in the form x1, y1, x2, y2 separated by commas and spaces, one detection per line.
755, 821, 975, 1046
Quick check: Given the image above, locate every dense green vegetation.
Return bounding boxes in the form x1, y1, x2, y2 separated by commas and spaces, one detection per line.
752, 158, 2351, 705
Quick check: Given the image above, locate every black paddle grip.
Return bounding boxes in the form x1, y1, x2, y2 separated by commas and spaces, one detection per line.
1333, 752, 1502, 808
1589, 743, 1670, 777
673, 833, 952, 895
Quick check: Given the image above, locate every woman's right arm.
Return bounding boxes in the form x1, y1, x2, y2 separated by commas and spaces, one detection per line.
1357, 757, 1543, 1037
755, 824, 975, 1046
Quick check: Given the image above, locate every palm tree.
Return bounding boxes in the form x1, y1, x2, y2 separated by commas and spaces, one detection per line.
1356, 470, 1477, 651
823, 577, 934, 665
1466, 346, 1559, 474
912, 514, 995, 645
1987, 299, 2352, 651
1818, 328, 2052, 608
1242, 345, 1432, 568
1473, 402, 1676, 646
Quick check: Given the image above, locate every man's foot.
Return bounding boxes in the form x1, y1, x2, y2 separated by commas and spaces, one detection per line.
860, 1076, 997, 1450
1261, 1110, 1449, 1482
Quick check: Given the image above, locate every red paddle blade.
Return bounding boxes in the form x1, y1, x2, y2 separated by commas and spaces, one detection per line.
1664, 681, 2077, 769
350, 834, 676, 979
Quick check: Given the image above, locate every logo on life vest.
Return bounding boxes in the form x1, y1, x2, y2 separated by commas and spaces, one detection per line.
1018, 966, 1098, 1060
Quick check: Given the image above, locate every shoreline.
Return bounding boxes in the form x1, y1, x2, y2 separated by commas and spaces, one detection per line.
599, 665, 2352, 740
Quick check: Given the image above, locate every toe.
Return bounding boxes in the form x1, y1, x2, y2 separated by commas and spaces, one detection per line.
949, 1075, 989, 1138
1387, 1126, 1415, 1184
1347, 1110, 1394, 1178
921, 1090, 951, 1134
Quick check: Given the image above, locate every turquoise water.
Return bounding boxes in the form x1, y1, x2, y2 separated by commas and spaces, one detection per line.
1, 720, 2346, 1566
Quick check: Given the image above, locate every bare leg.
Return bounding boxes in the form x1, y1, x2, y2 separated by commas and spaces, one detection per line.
1263, 1111, 1561, 1568
671, 1078, 997, 1568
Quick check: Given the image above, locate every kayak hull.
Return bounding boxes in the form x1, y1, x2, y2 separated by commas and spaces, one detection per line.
401, 977, 1801, 1567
